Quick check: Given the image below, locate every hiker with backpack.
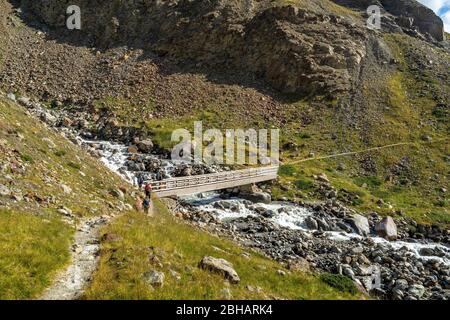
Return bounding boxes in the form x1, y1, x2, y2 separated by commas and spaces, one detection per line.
142, 197, 153, 216
144, 182, 153, 197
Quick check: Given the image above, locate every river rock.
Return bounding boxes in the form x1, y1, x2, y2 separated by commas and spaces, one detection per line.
127, 145, 139, 153
18, 96, 31, 106
347, 214, 370, 236
375, 216, 398, 240
393, 279, 409, 291
137, 139, 154, 153
238, 184, 261, 194
342, 265, 356, 280
198, 256, 240, 284
240, 192, 271, 204
40, 111, 58, 125
419, 247, 445, 257
305, 216, 318, 230
408, 284, 425, 299
317, 218, 331, 231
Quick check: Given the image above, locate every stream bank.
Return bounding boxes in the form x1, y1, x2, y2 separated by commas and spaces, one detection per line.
10, 93, 450, 300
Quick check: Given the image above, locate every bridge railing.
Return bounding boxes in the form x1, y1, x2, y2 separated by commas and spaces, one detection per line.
149, 166, 279, 195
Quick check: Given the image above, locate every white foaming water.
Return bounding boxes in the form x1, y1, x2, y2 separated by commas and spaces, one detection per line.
79, 138, 176, 183
184, 193, 450, 267
80, 139, 135, 182
184, 192, 314, 224
75, 138, 450, 267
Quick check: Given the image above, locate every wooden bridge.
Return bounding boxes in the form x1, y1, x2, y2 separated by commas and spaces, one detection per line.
150, 166, 279, 198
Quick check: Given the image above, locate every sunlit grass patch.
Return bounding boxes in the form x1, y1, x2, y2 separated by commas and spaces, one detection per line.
84, 200, 364, 300
0, 210, 73, 299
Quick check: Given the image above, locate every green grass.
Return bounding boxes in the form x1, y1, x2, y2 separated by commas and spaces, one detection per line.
0, 209, 73, 299
20, 153, 34, 163
0, 97, 134, 299
67, 161, 81, 170
278, 164, 296, 177
0, 97, 130, 218
353, 176, 383, 189
294, 178, 314, 190
83, 200, 364, 300
320, 273, 358, 295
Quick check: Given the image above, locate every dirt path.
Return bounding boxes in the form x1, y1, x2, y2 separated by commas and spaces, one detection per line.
39, 216, 110, 300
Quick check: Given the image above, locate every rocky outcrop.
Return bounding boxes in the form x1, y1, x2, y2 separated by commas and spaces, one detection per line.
19, 0, 368, 96
381, 0, 444, 42
332, 0, 445, 42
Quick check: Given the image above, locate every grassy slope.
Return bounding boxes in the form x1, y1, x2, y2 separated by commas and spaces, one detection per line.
0, 97, 129, 299
97, 62, 448, 228
272, 33, 449, 227
84, 2, 447, 227
93, 65, 448, 228
0, 209, 72, 299
84, 200, 363, 300
0, 97, 362, 300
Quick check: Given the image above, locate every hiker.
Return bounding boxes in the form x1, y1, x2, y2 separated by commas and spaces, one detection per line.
144, 182, 153, 198
136, 174, 145, 189
143, 197, 153, 216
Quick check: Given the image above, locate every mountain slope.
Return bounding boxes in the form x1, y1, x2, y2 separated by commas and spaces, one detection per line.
0, 0, 448, 224
0, 96, 362, 299
0, 0, 448, 300
0, 96, 131, 298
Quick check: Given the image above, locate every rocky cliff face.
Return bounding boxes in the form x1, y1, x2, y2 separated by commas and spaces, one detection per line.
14, 0, 448, 97
333, 0, 445, 42
17, 0, 373, 97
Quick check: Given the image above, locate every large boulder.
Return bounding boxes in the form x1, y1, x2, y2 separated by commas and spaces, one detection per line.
137, 139, 154, 153
375, 216, 398, 240
347, 214, 370, 236
305, 216, 319, 230
238, 184, 262, 194
198, 256, 240, 284
240, 192, 271, 204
